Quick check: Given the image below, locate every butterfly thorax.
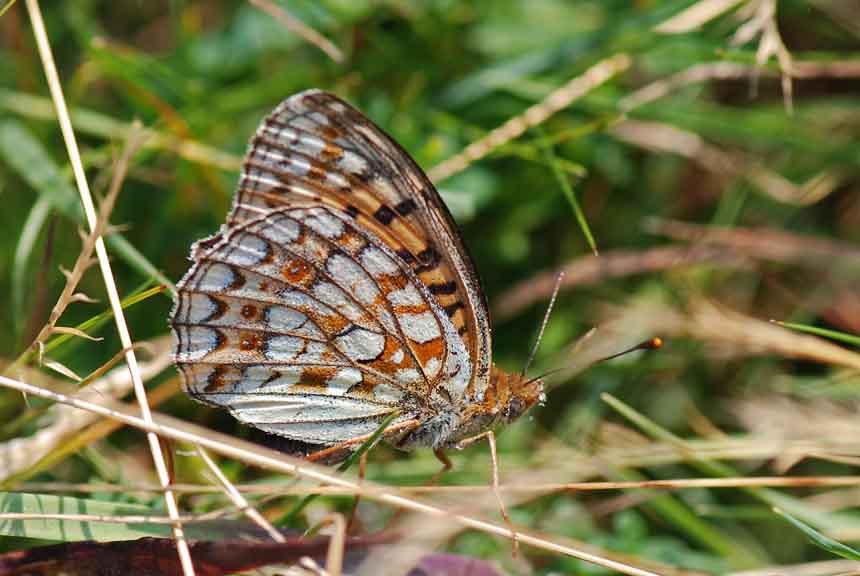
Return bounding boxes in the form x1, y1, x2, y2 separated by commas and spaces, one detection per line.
398, 366, 545, 450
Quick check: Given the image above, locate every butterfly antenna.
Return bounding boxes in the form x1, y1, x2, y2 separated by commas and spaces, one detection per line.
525, 336, 663, 385
596, 336, 663, 363
521, 271, 565, 376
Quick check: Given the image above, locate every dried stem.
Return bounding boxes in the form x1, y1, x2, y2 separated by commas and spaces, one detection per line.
494, 244, 746, 319
23, 1, 193, 572
17, 475, 860, 496
249, 0, 344, 63
0, 372, 662, 576
195, 446, 286, 543
427, 54, 631, 183
0, 338, 172, 481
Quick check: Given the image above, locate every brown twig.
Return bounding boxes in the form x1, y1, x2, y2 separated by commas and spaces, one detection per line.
645, 218, 860, 267
610, 120, 841, 206
0, 372, 664, 576
494, 244, 747, 320
17, 475, 860, 495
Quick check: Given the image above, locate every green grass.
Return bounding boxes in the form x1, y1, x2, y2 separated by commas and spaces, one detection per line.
2, 1, 860, 574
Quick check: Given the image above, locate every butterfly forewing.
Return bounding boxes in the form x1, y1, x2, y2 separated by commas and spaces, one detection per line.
173, 201, 473, 444
229, 90, 492, 392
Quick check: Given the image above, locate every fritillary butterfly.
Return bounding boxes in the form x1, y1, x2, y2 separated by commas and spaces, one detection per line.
170, 90, 545, 462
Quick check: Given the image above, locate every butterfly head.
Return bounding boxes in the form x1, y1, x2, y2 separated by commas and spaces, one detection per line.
490, 367, 546, 425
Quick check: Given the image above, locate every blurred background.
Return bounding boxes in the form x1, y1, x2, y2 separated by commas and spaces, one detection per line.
2, 1, 860, 574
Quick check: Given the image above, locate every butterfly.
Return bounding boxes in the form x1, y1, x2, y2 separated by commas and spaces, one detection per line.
170, 89, 545, 463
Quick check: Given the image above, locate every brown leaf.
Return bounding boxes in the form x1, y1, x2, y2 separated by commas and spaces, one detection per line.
0, 533, 394, 576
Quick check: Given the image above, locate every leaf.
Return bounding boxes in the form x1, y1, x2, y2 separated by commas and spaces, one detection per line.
0, 492, 165, 541
42, 358, 83, 382
50, 326, 103, 341
0, 120, 81, 217
773, 507, 860, 560
12, 197, 52, 336
0, 492, 319, 543
538, 128, 597, 255
0, 533, 392, 575
772, 320, 860, 347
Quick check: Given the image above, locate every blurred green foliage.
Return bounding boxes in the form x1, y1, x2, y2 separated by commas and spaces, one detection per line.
2, 1, 860, 573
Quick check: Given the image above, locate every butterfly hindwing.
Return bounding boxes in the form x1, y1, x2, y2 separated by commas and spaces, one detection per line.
172, 204, 472, 444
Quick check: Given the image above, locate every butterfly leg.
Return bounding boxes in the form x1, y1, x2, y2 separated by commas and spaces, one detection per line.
454, 430, 519, 556
431, 448, 453, 485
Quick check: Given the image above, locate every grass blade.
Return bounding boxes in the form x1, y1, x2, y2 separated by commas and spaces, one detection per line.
773, 507, 860, 560
538, 127, 598, 254
773, 320, 860, 347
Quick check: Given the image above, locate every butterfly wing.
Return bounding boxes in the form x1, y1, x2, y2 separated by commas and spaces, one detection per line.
172, 205, 472, 444
171, 90, 493, 447
230, 90, 492, 395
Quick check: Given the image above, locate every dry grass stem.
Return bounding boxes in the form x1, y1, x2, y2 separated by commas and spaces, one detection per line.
734, 396, 860, 471
194, 445, 286, 543
17, 475, 860, 496
494, 244, 747, 319
655, 0, 746, 33
0, 372, 662, 576
0, 337, 171, 481
606, 297, 860, 370
317, 513, 346, 576
0, 89, 243, 172
76, 342, 155, 387
523, 426, 860, 489
427, 54, 631, 183
611, 120, 840, 205
7, 132, 135, 378
24, 0, 193, 571
657, 0, 796, 112
249, 0, 344, 63
646, 218, 860, 267
655, 0, 811, 114
621, 61, 756, 111
623, 60, 860, 113
732, 0, 794, 113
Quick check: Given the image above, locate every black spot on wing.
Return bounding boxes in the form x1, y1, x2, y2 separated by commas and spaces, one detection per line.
428, 281, 457, 295
414, 246, 440, 274
345, 204, 359, 218
396, 249, 416, 264
443, 302, 465, 318
394, 198, 417, 216
374, 205, 396, 225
